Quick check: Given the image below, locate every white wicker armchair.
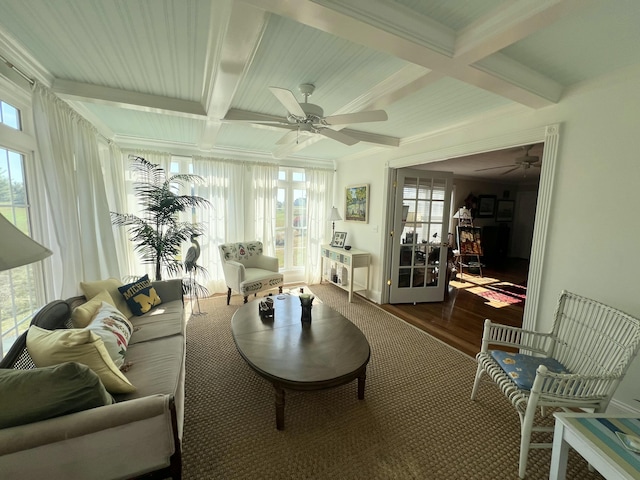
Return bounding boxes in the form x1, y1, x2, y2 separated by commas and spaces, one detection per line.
471, 290, 640, 479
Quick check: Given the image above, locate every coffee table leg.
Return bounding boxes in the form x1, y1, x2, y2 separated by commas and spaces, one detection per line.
274, 385, 285, 430
358, 368, 367, 399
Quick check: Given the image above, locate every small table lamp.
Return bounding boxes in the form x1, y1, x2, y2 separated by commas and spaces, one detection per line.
0, 213, 52, 271
328, 207, 342, 246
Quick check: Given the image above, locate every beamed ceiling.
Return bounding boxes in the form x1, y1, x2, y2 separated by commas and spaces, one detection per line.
0, 0, 639, 183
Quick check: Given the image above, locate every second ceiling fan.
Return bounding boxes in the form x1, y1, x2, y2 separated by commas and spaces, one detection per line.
475, 145, 542, 176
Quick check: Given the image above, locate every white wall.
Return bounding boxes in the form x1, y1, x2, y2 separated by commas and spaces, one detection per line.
335, 64, 640, 411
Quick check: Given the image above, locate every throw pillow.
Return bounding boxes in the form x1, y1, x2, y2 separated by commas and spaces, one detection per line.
80, 278, 133, 319
71, 290, 116, 328
26, 326, 136, 394
118, 274, 162, 316
85, 302, 133, 367
0, 362, 114, 429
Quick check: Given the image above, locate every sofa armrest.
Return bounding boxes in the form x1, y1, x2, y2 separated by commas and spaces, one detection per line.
152, 279, 183, 304
0, 394, 175, 456
222, 260, 245, 290
253, 254, 279, 272
0, 395, 180, 479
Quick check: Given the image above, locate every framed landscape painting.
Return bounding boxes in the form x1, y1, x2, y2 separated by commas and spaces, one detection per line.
345, 184, 369, 223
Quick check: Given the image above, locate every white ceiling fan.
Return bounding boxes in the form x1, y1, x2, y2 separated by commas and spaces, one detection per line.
224, 83, 389, 158
475, 145, 542, 175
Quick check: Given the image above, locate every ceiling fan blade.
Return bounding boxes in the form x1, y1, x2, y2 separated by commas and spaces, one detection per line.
501, 166, 521, 175
323, 110, 388, 125
268, 87, 306, 118
317, 128, 359, 146
475, 164, 513, 172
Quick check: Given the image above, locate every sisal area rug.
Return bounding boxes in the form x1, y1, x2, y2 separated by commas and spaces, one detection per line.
182, 284, 604, 479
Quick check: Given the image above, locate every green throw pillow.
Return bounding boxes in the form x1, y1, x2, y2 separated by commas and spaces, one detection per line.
118, 274, 162, 316
0, 362, 114, 429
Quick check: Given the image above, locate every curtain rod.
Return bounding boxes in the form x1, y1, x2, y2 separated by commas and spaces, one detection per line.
0, 54, 35, 86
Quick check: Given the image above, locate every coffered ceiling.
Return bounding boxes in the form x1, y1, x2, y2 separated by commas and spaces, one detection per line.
0, 0, 639, 181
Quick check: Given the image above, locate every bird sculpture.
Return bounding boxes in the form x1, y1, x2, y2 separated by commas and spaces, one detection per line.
184, 234, 204, 314
184, 234, 201, 273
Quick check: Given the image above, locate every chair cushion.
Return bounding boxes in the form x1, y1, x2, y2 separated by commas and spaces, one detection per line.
118, 274, 162, 316
219, 241, 264, 262
490, 350, 571, 391
239, 269, 283, 296
0, 362, 114, 429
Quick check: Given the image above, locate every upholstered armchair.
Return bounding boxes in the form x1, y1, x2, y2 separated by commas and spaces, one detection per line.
218, 241, 283, 305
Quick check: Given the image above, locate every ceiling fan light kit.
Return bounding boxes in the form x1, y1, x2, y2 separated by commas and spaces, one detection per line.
474, 145, 541, 176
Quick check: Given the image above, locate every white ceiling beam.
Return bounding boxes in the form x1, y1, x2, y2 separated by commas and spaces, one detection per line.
454, 0, 589, 63
241, 0, 581, 107
52, 79, 207, 119
199, 1, 269, 150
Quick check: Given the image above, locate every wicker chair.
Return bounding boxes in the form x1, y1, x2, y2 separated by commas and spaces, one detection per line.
470, 290, 640, 479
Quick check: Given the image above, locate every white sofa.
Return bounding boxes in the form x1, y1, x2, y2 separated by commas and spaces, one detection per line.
0, 279, 186, 480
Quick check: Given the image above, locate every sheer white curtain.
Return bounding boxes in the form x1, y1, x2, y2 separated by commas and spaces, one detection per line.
31, 83, 119, 298
192, 156, 244, 293
102, 142, 135, 277
304, 168, 334, 284
247, 163, 278, 256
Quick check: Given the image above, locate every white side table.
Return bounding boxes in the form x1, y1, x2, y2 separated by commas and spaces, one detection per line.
550, 412, 640, 480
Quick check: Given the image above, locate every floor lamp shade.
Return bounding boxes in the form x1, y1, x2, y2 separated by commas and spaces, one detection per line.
0, 214, 52, 271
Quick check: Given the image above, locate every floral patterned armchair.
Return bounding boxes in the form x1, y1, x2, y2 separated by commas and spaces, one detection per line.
218, 241, 283, 305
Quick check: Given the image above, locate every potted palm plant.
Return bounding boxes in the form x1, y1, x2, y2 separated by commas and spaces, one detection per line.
111, 156, 210, 291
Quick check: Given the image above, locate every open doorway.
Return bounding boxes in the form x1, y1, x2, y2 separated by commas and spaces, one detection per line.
381, 142, 544, 356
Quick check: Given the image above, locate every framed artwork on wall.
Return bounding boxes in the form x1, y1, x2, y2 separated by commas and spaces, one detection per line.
496, 200, 515, 222
345, 184, 369, 223
477, 195, 497, 218
331, 231, 347, 248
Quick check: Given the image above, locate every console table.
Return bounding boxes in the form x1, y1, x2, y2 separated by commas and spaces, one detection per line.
321, 244, 370, 302
550, 412, 640, 480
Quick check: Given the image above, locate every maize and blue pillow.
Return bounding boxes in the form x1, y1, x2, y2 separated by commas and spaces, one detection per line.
118, 274, 162, 316
490, 350, 571, 391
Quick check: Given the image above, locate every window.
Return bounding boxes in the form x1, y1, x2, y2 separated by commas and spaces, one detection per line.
275, 168, 307, 270
0, 100, 21, 130
0, 146, 38, 357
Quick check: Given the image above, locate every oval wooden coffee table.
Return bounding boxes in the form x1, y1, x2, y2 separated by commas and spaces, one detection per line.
231, 295, 370, 430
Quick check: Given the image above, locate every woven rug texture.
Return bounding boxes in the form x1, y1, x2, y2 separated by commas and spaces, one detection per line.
182, 284, 605, 480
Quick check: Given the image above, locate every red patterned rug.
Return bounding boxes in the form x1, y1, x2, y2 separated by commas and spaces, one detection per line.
475, 282, 526, 305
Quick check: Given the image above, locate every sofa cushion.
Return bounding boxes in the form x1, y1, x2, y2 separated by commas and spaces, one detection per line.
118, 274, 162, 316
128, 299, 185, 344
84, 302, 134, 367
114, 335, 185, 402
26, 326, 135, 394
81, 278, 133, 319
71, 290, 115, 328
0, 362, 113, 429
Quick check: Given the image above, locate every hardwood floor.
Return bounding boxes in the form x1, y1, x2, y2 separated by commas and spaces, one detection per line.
380, 258, 529, 357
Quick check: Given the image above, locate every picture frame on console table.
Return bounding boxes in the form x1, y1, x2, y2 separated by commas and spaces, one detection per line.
331, 231, 347, 248
345, 184, 369, 223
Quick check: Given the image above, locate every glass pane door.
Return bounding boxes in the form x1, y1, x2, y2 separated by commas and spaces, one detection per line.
389, 168, 452, 303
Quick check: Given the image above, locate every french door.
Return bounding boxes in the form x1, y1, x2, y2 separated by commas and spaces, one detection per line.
389, 168, 453, 304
